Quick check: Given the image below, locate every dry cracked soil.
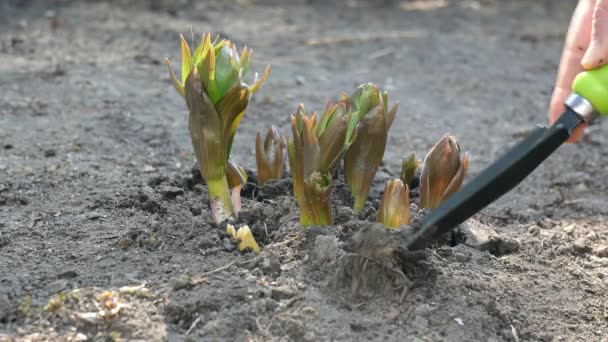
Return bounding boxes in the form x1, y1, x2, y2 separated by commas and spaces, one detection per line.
1, 0, 608, 341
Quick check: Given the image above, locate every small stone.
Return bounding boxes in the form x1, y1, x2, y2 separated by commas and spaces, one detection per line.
458, 221, 498, 247
159, 186, 184, 200
528, 226, 541, 236
143, 165, 156, 173
44, 149, 56, 157
46, 280, 68, 294
563, 224, 575, 236
303, 331, 316, 342
573, 239, 592, 254
271, 285, 297, 300
334, 206, 355, 223
593, 246, 608, 258
189, 206, 202, 216
146, 176, 168, 187
86, 212, 105, 220
574, 182, 589, 192
311, 235, 339, 265
169, 277, 189, 291
239, 202, 264, 222
265, 299, 278, 312
436, 246, 453, 257
456, 221, 520, 256
385, 307, 400, 320
414, 304, 436, 316
223, 239, 235, 251
454, 252, 470, 262
454, 317, 464, 326
0, 235, 10, 248
411, 315, 428, 332
295, 75, 305, 85
261, 256, 282, 277
244, 274, 257, 283
497, 239, 520, 255
586, 232, 599, 241
74, 333, 88, 341
350, 322, 368, 332
280, 261, 297, 272
118, 238, 132, 249
58, 270, 78, 279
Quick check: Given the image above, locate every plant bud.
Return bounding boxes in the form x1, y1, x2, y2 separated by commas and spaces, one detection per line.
256, 126, 287, 186
377, 179, 410, 228
401, 152, 420, 187
420, 135, 469, 209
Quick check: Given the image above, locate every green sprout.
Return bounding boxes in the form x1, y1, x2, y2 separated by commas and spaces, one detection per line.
165, 33, 269, 224
288, 101, 358, 226
343, 83, 399, 212
45, 292, 67, 312
401, 152, 420, 187
227, 224, 261, 252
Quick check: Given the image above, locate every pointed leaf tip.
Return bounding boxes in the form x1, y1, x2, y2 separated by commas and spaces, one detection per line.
164, 57, 185, 96
179, 34, 193, 85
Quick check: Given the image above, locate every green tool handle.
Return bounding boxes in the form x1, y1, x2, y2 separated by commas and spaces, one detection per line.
572, 64, 608, 116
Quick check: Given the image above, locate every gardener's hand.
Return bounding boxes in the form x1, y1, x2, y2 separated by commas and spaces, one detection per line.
549, 0, 608, 142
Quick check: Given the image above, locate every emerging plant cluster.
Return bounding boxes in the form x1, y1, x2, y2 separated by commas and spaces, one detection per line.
165, 33, 469, 233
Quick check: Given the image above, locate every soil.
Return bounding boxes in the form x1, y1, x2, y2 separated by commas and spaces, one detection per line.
1, 0, 608, 341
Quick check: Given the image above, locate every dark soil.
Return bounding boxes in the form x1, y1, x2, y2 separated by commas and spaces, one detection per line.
2, 0, 608, 341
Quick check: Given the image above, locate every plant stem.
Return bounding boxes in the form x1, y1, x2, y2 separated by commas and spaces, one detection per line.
299, 172, 333, 226
206, 177, 234, 224
298, 196, 333, 226
352, 192, 369, 213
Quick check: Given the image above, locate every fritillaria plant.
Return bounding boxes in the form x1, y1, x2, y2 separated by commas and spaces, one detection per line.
377, 179, 410, 229
165, 33, 269, 224
419, 135, 469, 209
343, 83, 399, 212
255, 125, 287, 186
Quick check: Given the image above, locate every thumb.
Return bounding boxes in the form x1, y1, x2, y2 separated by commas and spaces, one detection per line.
582, 0, 608, 69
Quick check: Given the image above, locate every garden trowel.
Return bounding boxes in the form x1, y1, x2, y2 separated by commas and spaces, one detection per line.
405, 65, 608, 251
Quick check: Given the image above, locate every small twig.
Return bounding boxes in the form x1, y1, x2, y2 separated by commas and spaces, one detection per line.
285, 295, 303, 308
511, 325, 520, 342
95, 235, 121, 240
29, 217, 43, 229
188, 276, 209, 285
368, 47, 395, 60
254, 317, 271, 339
279, 213, 299, 224
563, 198, 586, 205
399, 285, 409, 303
186, 316, 201, 335
351, 302, 367, 309
199, 255, 263, 277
